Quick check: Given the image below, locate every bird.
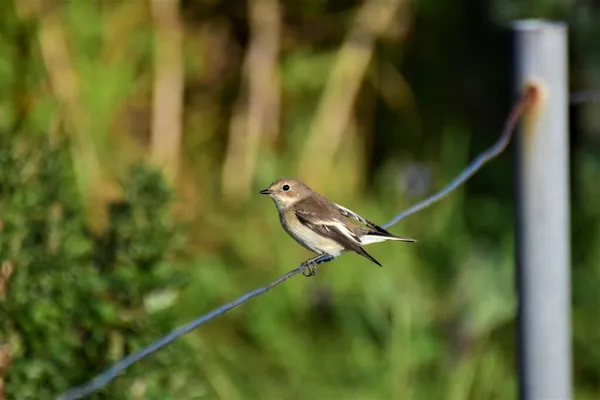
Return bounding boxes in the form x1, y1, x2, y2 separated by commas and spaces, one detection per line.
259, 178, 416, 277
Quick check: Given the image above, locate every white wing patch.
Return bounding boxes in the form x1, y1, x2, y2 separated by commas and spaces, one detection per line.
320, 218, 361, 244
333, 203, 367, 224
334, 202, 417, 243
333, 203, 384, 231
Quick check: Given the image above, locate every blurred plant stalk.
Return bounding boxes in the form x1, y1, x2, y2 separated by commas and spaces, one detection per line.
0, 344, 10, 400
299, 0, 407, 188
16, 0, 119, 233
0, 261, 12, 303
221, 0, 282, 206
0, 260, 11, 400
150, 0, 184, 185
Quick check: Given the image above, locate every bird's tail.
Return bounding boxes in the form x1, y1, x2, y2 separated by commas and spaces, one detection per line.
356, 247, 383, 267
360, 230, 417, 245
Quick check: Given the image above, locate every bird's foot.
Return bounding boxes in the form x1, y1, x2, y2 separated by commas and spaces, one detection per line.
301, 260, 318, 277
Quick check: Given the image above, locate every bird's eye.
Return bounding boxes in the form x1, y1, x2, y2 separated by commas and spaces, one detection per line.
282, 184, 290, 191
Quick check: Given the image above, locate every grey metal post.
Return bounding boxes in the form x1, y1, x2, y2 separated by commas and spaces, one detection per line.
513, 20, 572, 400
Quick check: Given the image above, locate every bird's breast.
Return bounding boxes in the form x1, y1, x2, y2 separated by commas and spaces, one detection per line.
277, 208, 343, 256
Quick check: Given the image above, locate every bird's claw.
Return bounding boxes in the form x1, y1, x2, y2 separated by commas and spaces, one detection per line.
301, 260, 318, 277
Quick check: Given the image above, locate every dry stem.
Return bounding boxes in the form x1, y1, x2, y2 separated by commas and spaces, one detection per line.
150, 0, 184, 183
221, 0, 282, 205
298, 0, 407, 187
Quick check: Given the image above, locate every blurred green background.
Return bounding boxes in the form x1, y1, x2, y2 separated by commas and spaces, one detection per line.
1, 0, 600, 399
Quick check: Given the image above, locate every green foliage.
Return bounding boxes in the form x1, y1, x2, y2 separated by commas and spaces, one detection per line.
0, 131, 189, 399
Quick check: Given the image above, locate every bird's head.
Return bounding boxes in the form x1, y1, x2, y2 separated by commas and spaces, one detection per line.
259, 178, 311, 209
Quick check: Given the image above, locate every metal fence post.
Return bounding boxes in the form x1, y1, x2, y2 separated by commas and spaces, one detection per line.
513, 20, 572, 400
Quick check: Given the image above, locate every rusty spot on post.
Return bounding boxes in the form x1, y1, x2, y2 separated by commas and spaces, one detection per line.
520, 79, 547, 140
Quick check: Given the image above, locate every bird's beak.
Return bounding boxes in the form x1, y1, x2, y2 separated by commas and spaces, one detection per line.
259, 188, 272, 195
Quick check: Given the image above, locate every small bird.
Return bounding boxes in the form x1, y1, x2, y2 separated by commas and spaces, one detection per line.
260, 178, 416, 277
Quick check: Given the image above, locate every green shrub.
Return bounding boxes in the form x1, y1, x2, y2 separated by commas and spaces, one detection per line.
0, 130, 189, 399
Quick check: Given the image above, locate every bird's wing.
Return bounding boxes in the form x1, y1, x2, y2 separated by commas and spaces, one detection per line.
294, 208, 382, 266
293, 204, 360, 249
333, 202, 417, 242
292, 197, 382, 265
332, 203, 390, 234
